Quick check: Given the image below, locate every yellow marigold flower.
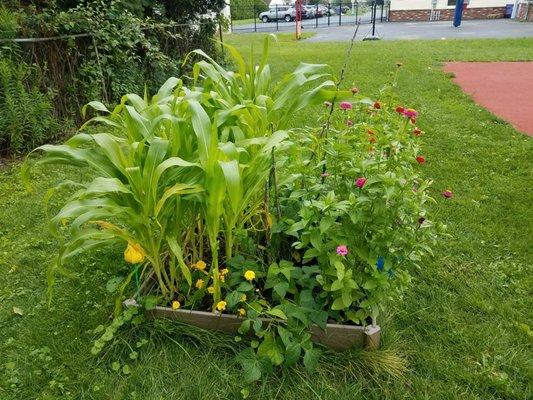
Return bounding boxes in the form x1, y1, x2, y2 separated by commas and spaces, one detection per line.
216, 301, 227, 312
220, 268, 229, 276
238, 308, 246, 317
171, 300, 180, 310
240, 294, 247, 302
244, 270, 256, 282
207, 286, 215, 294
124, 242, 146, 264
195, 260, 207, 271
195, 279, 205, 289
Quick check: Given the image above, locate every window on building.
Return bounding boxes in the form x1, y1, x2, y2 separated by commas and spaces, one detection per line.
447, 0, 457, 5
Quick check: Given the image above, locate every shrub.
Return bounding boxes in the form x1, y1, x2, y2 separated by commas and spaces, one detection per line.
231, 0, 269, 20
0, 60, 61, 155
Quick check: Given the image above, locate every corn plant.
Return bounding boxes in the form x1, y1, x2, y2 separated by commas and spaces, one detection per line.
24, 37, 338, 312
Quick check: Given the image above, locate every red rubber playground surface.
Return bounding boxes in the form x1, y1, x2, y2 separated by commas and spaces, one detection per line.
443, 62, 533, 136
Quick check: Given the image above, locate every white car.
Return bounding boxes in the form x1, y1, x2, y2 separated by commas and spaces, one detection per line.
259, 6, 308, 22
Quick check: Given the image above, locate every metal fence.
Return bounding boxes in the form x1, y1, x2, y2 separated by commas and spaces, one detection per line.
230, 1, 389, 33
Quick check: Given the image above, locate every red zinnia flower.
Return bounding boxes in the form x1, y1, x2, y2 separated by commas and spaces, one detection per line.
416, 155, 425, 164
369, 137, 376, 144
395, 106, 405, 113
367, 129, 375, 135
346, 120, 353, 126
410, 116, 417, 124
413, 127, 422, 136
340, 101, 353, 110
442, 190, 453, 199
355, 177, 367, 188
373, 101, 381, 109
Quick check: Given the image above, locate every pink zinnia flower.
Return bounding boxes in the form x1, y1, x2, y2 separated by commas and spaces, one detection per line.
324, 101, 332, 107
442, 190, 453, 199
320, 172, 330, 178
402, 108, 418, 118
336, 245, 348, 256
355, 177, 367, 188
339, 101, 353, 110
416, 155, 426, 164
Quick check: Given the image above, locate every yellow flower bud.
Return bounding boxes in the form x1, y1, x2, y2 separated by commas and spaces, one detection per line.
195, 279, 205, 289
216, 301, 227, 312
244, 270, 255, 282
207, 286, 215, 294
124, 242, 146, 264
219, 274, 226, 283
171, 300, 180, 310
240, 294, 247, 302
195, 260, 207, 271
220, 268, 229, 276
238, 308, 246, 317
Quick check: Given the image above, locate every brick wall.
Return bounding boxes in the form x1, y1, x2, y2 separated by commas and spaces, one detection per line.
516, 2, 533, 21
389, 7, 506, 21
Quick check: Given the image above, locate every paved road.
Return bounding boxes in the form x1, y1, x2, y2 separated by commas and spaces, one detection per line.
306, 19, 533, 42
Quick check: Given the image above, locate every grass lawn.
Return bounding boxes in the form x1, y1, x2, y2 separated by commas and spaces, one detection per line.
1, 34, 532, 399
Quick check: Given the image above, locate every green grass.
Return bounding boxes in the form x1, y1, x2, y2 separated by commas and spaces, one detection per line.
1, 36, 532, 399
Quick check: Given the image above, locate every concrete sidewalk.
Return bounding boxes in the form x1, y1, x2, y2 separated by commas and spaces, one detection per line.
306, 19, 533, 42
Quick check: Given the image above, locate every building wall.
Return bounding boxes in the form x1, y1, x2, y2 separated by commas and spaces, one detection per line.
390, 0, 509, 10
388, 0, 508, 21
516, 1, 533, 20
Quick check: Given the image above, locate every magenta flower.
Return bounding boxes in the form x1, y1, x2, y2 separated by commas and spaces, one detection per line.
346, 119, 353, 126
402, 108, 418, 118
339, 101, 353, 110
355, 177, 367, 188
336, 245, 348, 256
442, 190, 453, 199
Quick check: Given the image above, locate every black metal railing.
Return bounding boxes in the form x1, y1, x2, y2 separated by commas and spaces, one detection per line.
229, 1, 388, 33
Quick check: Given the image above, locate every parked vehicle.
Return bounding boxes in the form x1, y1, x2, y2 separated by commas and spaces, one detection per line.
258, 5, 308, 22
317, 5, 336, 16
303, 5, 316, 18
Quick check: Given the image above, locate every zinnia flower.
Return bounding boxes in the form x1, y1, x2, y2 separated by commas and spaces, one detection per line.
395, 106, 405, 113
238, 308, 246, 317
416, 155, 426, 164
413, 127, 422, 136
244, 270, 256, 282
172, 300, 180, 310
346, 119, 353, 126
355, 177, 367, 188
124, 242, 146, 264
351, 86, 359, 94
367, 129, 375, 135
336, 245, 348, 256
339, 101, 353, 110
402, 108, 418, 118
373, 101, 381, 109
324, 101, 332, 107
195, 279, 205, 289
442, 190, 453, 199
195, 260, 206, 271
369, 137, 376, 144
216, 301, 227, 312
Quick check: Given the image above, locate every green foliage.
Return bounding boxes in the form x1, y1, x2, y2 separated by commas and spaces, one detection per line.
0, 60, 61, 155
231, 0, 269, 20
